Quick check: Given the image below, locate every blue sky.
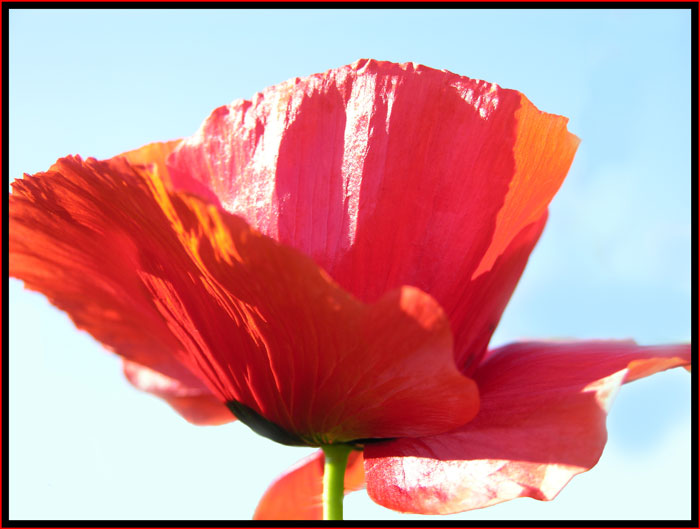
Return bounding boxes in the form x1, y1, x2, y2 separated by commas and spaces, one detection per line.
8, 8, 691, 520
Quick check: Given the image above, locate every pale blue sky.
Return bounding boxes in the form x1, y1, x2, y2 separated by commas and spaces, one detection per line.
8, 8, 692, 520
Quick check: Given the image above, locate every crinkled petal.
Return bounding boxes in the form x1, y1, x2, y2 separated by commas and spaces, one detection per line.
10, 154, 477, 444
119, 139, 182, 181
254, 449, 365, 520
122, 360, 234, 426
168, 59, 579, 371
10, 154, 193, 383
364, 340, 690, 514
9, 151, 234, 426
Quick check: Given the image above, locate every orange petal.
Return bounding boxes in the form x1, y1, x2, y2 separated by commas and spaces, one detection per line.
10, 154, 478, 444
9, 154, 237, 426
119, 139, 181, 182
364, 340, 690, 514
168, 59, 579, 373
10, 156, 187, 380
471, 94, 580, 278
254, 449, 365, 520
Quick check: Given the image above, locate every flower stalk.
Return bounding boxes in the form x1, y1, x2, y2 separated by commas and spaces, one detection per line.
321, 443, 353, 520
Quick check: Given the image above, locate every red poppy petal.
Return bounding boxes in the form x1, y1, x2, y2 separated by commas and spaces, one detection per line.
364, 340, 690, 514
144, 189, 479, 442
9, 151, 232, 426
9, 155, 191, 383
168, 59, 578, 372
10, 154, 477, 443
119, 139, 181, 182
122, 360, 234, 426
471, 94, 580, 278
254, 449, 365, 520
454, 213, 547, 374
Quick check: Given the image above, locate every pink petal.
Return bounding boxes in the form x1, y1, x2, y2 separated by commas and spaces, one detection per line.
168, 59, 579, 371
254, 449, 365, 520
364, 340, 690, 514
122, 360, 234, 426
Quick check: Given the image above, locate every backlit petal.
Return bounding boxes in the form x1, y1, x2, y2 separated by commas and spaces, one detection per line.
454, 214, 547, 374
168, 58, 579, 371
254, 449, 365, 520
10, 154, 478, 444
10, 156, 191, 383
122, 360, 234, 426
143, 190, 479, 443
364, 340, 690, 514
119, 139, 181, 182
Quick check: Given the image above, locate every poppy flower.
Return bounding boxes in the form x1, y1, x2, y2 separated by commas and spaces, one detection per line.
9, 59, 690, 519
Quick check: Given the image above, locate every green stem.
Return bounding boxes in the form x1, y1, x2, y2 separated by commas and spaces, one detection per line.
321, 443, 352, 520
